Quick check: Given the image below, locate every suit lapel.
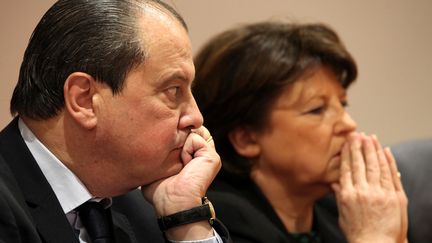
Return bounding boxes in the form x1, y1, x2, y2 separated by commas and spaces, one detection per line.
0, 118, 78, 243
30, 195, 79, 243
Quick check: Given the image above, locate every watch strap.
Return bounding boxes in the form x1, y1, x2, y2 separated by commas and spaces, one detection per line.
158, 204, 212, 231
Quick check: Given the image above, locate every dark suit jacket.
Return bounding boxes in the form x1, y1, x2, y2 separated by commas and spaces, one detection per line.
0, 118, 140, 243
0, 118, 231, 243
207, 172, 347, 243
391, 139, 432, 243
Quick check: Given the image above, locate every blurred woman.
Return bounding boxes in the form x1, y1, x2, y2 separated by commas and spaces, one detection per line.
192, 21, 407, 243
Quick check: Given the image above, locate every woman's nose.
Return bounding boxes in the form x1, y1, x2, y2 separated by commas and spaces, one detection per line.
335, 111, 357, 135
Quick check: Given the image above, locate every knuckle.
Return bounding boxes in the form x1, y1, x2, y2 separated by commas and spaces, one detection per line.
339, 190, 355, 204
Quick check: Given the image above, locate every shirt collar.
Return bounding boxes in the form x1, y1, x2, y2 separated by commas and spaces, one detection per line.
18, 118, 94, 214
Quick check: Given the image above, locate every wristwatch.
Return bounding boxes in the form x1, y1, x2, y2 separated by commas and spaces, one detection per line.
157, 197, 216, 231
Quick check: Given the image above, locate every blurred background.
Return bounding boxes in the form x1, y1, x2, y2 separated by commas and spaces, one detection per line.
1, 0, 431, 145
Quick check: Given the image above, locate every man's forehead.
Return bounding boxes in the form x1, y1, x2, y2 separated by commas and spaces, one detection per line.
136, 9, 192, 56
136, 6, 189, 46
138, 3, 186, 33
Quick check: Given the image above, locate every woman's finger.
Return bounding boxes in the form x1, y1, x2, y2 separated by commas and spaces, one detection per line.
339, 142, 353, 190
363, 136, 380, 185
376, 146, 394, 190
371, 134, 382, 150
386, 149, 409, 243
350, 135, 367, 187
384, 147, 404, 192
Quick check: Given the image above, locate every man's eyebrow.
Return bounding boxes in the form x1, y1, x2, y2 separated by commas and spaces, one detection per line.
164, 71, 193, 84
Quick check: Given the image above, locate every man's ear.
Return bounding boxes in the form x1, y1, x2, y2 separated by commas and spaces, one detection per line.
64, 72, 98, 129
228, 127, 260, 158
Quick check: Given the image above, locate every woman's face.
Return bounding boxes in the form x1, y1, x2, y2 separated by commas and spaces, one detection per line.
250, 66, 357, 194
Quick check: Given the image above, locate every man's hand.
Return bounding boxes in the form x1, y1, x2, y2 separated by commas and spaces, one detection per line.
141, 126, 221, 240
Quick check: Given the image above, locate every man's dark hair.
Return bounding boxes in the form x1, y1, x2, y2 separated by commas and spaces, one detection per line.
10, 0, 187, 119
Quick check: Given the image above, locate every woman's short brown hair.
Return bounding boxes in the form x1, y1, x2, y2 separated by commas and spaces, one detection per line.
193, 21, 357, 176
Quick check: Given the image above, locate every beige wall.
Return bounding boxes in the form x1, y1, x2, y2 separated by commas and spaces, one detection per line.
1, 0, 431, 145
0, 1, 56, 129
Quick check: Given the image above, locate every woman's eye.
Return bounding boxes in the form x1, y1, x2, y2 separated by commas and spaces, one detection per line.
308, 106, 325, 115
341, 100, 348, 109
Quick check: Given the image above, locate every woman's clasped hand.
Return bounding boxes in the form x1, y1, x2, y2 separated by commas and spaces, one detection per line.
332, 133, 408, 243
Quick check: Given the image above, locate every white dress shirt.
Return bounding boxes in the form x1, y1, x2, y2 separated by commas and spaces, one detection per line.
18, 119, 222, 243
